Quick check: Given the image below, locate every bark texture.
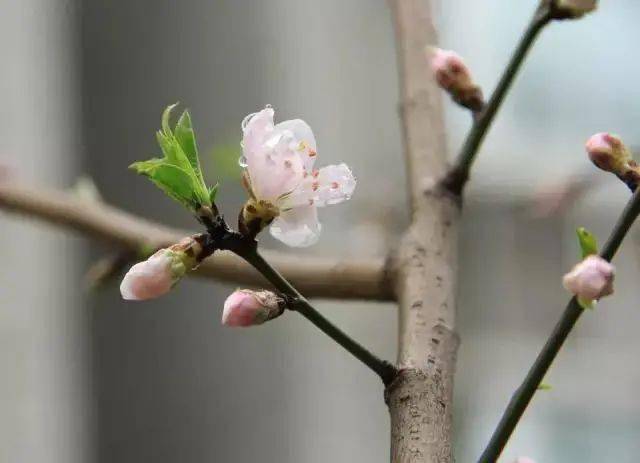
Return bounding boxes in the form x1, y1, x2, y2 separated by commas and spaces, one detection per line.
387, 1, 460, 461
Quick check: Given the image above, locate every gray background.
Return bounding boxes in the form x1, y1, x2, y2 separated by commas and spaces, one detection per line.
2, 1, 639, 462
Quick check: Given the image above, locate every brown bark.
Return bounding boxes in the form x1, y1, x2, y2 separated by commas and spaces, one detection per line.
0, 181, 393, 300
387, 1, 460, 461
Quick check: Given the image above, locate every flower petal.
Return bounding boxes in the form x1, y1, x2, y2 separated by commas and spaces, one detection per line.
247, 130, 305, 201
274, 119, 317, 170
280, 163, 356, 209
270, 205, 321, 247
241, 106, 275, 164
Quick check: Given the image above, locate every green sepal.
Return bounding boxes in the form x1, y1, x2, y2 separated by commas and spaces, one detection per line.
537, 382, 552, 391
577, 297, 595, 310
576, 227, 598, 259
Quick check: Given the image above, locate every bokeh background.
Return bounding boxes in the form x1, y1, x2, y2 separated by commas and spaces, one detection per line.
2, 0, 639, 462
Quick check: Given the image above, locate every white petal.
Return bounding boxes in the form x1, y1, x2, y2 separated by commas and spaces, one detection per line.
247, 130, 305, 201
280, 163, 356, 209
241, 107, 275, 163
274, 119, 318, 171
270, 205, 321, 247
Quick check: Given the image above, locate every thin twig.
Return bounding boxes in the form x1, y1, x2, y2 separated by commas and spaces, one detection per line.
237, 246, 398, 385
0, 181, 393, 300
478, 187, 640, 463
443, 4, 552, 196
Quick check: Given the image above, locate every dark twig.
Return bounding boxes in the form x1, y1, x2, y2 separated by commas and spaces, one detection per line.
478, 187, 640, 463
443, 4, 552, 196
235, 245, 398, 385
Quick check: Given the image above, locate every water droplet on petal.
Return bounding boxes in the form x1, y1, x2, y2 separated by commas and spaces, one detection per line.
238, 155, 248, 168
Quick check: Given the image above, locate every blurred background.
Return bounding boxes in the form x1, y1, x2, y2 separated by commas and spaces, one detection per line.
1, 0, 639, 461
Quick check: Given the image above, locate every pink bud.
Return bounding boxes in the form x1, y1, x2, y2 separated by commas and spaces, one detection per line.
429, 48, 471, 90
119, 235, 203, 301
222, 290, 284, 327
563, 255, 615, 302
120, 250, 175, 301
585, 133, 629, 173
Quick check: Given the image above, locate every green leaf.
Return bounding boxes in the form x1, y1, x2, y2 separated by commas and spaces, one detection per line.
576, 227, 598, 259
130, 160, 198, 209
175, 110, 205, 183
131, 104, 215, 212
537, 382, 552, 391
208, 183, 219, 204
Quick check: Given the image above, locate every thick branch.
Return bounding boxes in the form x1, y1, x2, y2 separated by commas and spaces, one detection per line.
443, 3, 552, 196
478, 187, 640, 462
388, 0, 459, 461
0, 181, 393, 301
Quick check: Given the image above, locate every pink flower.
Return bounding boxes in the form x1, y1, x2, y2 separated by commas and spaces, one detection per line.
585, 133, 629, 173
239, 106, 356, 247
563, 255, 615, 302
222, 290, 284, 327
120, 236, 203, 301
428, 48, 482, 110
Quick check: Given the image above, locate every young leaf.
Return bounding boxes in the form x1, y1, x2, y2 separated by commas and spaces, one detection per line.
175, 110, 205, 184
208, 183, 219, 204
576, 227, 598, 258
130, 160, 198, 209
537, 382, 552, 391
131, 104, 214, 212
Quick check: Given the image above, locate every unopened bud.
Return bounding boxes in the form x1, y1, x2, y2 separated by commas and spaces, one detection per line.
120, 236, 204, 301
222, 289, 285, 327
585, 133, 630, 173
428, 47, 483, 111
553, 0, 597, 18
563, 255, 614, 302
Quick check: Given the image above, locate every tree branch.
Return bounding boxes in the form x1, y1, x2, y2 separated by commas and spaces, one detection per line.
388, 0, 459, 461
443, 3, 552, 196
0, 181, 393, 301
478, 187, 640, 462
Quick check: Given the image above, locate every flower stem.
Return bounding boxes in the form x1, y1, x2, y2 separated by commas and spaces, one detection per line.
477, 187, 640, 463
237, 246, 397, 385
443, 5, 552, 196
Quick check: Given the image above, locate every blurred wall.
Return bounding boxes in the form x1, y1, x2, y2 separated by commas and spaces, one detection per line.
0, 1, 89, 462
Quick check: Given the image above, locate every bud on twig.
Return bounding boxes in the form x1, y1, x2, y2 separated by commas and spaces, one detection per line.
551, 0, 597, 19
428, 47, 484, 112
222, 289, 286, 327
563, 255, 615, 302
120, 235, 205, 301
585, 133, 640, 190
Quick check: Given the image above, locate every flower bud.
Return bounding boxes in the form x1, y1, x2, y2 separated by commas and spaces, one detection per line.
585, 133, 630, 174
514, 458, 537, 463
562, 255, 615, 302
120, 236, 203, 301
428, 47, 483, 111
553, 0, 597, 18
222, 289, 285, 327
